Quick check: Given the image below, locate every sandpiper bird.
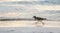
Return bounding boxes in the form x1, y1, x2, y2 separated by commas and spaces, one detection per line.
33, 16, 47, 25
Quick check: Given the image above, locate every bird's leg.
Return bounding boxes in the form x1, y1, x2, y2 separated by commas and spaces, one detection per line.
35, 20, 39, 24
35, 22, 38, 24
42, 22, 45, 25
40, 20, 45, 25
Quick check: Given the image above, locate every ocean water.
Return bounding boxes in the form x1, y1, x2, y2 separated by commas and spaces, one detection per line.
0, 2, 60, 21
1, 0, 60, 5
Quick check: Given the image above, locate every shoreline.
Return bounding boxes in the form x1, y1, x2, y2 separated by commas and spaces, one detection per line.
0, 21, 60, 27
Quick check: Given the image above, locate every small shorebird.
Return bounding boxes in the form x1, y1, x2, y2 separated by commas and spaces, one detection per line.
33, 16, 47, 25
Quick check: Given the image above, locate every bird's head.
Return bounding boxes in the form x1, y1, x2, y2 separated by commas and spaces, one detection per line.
33, 16, 36, 18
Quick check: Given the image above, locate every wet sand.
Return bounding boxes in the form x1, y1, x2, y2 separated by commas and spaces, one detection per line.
0, 21, 60, 27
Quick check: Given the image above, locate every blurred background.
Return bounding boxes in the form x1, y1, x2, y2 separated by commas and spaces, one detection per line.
0, 0, 60, 21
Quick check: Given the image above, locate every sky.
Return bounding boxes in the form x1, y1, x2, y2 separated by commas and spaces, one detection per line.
0, 0, 60, 21
0, 0, 45, 2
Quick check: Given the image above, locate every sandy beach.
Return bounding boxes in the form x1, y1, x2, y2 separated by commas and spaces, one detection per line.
0, 21, 60, 33
0, 21, 60, 27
